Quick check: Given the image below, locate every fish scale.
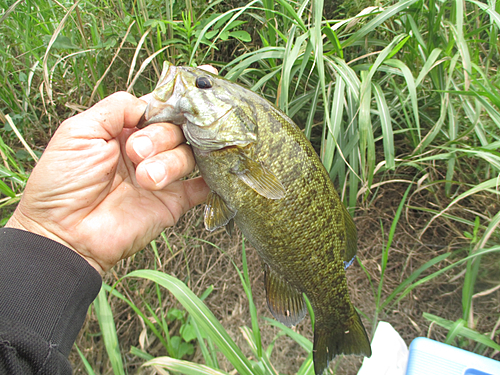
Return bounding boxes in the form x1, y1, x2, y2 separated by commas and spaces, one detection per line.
139, 63, 372, 375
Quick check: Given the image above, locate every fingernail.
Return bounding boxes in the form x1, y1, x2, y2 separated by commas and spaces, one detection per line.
133, 136, 153, 159
145, 161, 166, 184
198, 65, 218, 75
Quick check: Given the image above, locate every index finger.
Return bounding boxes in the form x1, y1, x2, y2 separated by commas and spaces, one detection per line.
58, 92, 146, 141
126, 122, 186, 164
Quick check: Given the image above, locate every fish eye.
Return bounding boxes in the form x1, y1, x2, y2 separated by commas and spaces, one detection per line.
195, 76, 212, 89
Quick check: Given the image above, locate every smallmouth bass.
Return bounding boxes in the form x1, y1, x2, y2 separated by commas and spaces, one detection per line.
138, 63, 372, 374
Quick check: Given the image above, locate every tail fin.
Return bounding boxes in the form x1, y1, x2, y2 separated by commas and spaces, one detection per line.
313, 311, 371, 375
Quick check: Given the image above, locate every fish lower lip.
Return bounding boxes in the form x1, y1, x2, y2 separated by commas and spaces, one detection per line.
136, 111, 148, 129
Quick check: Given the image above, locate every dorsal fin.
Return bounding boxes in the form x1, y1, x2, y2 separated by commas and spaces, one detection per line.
264, 263, 307, 327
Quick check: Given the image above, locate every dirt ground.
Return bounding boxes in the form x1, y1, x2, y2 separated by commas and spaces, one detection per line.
71, 180, 500, 375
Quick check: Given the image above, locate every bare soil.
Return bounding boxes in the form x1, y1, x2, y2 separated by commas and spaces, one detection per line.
71, 180, 500, 375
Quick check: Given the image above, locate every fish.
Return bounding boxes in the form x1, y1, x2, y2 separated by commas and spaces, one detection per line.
138, 62, 372, 374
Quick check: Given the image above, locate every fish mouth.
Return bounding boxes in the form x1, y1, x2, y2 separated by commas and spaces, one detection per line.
136, 111, 148, 129
136, 93, 186, 129
137, 99, 230, 131
136, 105, 180, 129
137, 63, 184, 129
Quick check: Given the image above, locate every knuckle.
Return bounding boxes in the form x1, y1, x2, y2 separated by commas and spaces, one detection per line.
108, 91, 133, 101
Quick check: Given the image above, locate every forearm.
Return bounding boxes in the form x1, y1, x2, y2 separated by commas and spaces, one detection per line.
0, 228, 102, 374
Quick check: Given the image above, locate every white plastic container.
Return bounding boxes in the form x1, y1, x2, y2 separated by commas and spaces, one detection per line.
406, 337, 500, 375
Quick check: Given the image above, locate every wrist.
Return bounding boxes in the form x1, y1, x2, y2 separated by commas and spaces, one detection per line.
6, 211, 104, 274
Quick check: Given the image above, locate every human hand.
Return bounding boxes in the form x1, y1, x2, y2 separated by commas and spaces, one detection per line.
6, 67, 216, 273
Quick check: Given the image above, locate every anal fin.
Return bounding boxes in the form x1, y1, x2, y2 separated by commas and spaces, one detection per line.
204, 191, 236, 232
264, 263, 306, 327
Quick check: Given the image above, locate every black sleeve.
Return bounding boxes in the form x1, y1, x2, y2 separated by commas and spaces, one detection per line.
0, 228, 102, 375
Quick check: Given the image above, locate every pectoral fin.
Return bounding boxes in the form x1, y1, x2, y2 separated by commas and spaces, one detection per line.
204, 191, 236, 232
231, 154, 286, 200
264, 263, 306, 327
342, 205, 358, 269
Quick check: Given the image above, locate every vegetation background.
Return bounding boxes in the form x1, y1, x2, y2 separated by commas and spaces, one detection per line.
1, 0, 499, 374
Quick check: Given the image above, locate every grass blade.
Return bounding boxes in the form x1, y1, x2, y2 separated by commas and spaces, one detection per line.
264, 318, 312, 352
190, 0, 261, 65
421, 178, 500, 236
225, 48, 286, 80
381, 252, 451, 310
359, 70, 374, 184
372, 82, 394, 170
240, 239, 262, 357
93, 287, 125, 375
452, 0, 472, 90
329, 72, 345, 148
275, 0, 308, 32
145, 357, 231, 375
124, 270, 259, 375
466, 0, 500, 28
89, 21, 135, 105
329, 56, 361, 102
42, 0, 82, 103
415, 48, 443, 87
75, 346, 97, 375
376, 184, 411, 316
296, 353, 315, 375
304, 84, 321, 140
424, 313, 500, 351
384, 59, 420, 141
102, 283, 171, 349
5, 115, 39, 162
341, 0, 419, 48
393, 246, 500, 305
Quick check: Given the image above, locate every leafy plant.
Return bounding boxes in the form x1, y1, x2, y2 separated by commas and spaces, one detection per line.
0, 114, 34, 220
127, 239, 317, 375
423, 313, 500, 353
166, 307, 197, 359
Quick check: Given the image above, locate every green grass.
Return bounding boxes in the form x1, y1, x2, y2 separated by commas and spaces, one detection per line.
91, 237, 317, 375
1, 0, 499, 373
